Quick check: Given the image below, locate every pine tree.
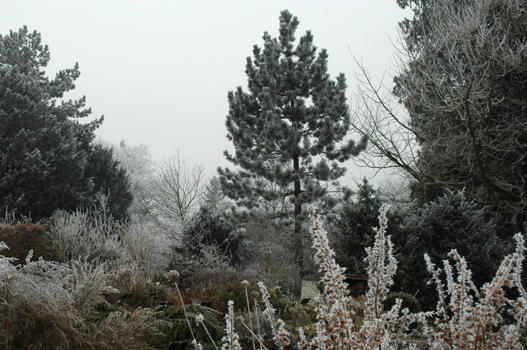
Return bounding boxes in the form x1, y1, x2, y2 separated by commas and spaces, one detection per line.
0, 27, 132, 219
218, 10, 366, 275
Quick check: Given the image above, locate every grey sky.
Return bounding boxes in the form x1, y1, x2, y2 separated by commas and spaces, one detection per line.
1, 1, 408, 186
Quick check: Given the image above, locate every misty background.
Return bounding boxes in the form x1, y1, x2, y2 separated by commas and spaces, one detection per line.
1, 1, 408, 187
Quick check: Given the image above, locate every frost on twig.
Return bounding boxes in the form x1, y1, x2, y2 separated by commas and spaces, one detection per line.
257, 281, 290, 350
425, 233, 527, 349
221, 300, 242, 350
309, 205, 429, 349
310, 208, 353, 349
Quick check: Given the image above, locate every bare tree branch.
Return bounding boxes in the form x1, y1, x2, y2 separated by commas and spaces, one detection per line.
152, 152, 206, 227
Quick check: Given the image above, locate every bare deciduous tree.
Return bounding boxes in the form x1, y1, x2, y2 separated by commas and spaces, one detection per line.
350, 60, 421, 189
152, 152, 206, 227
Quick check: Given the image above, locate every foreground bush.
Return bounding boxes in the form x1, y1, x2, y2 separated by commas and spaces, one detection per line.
183, 206, 526, 349
0, 245, 162, 349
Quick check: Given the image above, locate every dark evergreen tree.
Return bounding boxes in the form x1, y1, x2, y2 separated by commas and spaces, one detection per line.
183, 206, 245, 266
329, 178, 383, 275
85, 144, 133, 221
395, 191, 505, 309
182, 181, 246, 266
218, 11, 366, 275
0, 27, 132, 219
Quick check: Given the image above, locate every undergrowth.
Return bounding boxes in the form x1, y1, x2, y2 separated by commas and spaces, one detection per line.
1, 205, 525, 349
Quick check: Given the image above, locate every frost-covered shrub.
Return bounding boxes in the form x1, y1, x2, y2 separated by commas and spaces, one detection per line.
424, 233, 527, 349
121, 220, 173, 277
236, 206, 526, 349
0, 243, 162, 349
173, 177, 266, 278
182, 206, 246, 266
47, 207, 124, 263
49, 201, 175, 279
90, 307, 162, 350
195, 241, 234, 272
302, 206, 429, 349
105, 259, 178, 308
1, 244, 102, 347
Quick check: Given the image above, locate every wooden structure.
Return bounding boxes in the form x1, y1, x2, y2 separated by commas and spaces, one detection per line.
344, 274, 368, 297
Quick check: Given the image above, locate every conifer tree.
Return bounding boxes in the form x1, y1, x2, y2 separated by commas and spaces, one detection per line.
85, 144, 133, 221
218, 10, 366, 275
330, 178, 382, 275
0, 27, 132, 219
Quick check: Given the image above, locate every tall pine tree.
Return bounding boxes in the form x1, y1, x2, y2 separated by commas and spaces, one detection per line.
218, 10, 366, 275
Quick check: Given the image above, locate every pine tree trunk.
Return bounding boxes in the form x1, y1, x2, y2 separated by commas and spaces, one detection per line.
293, 153, 303, 281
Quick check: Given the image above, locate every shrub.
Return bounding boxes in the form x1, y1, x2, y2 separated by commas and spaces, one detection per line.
90, 307, 162, 350
48, 202, 175, 279
396, 190, 506, 309
121, 220, 173, 277
2, 197, 526, 349
200, 206, 526, 349
0, 242, 163, 349
47, 206, 123, 263
242, 217, 300, 293
105, 259, 178, 308
328, 178, 383, 275
182, 206, 245, 266
185, 272, 257, 314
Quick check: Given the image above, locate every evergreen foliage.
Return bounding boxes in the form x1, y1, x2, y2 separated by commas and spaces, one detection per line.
85, 144, 133, 221
218, 10, 366, 274
395, 0, 527, 236
0, 27, 132, 219
182, 182, 245, 267
396, 190, 505, 309
183, 206, 243, 266
382, 292, 421, 314
329, 178, 383, 274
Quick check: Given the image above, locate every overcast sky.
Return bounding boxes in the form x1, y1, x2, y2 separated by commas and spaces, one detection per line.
1, 1, 409, 187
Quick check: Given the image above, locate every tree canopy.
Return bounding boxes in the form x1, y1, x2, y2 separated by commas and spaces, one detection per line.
394, 0, 527, 235
0, 26, 132, 220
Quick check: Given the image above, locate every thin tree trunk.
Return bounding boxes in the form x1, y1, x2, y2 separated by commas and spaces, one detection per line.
293, 153, 303, 280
